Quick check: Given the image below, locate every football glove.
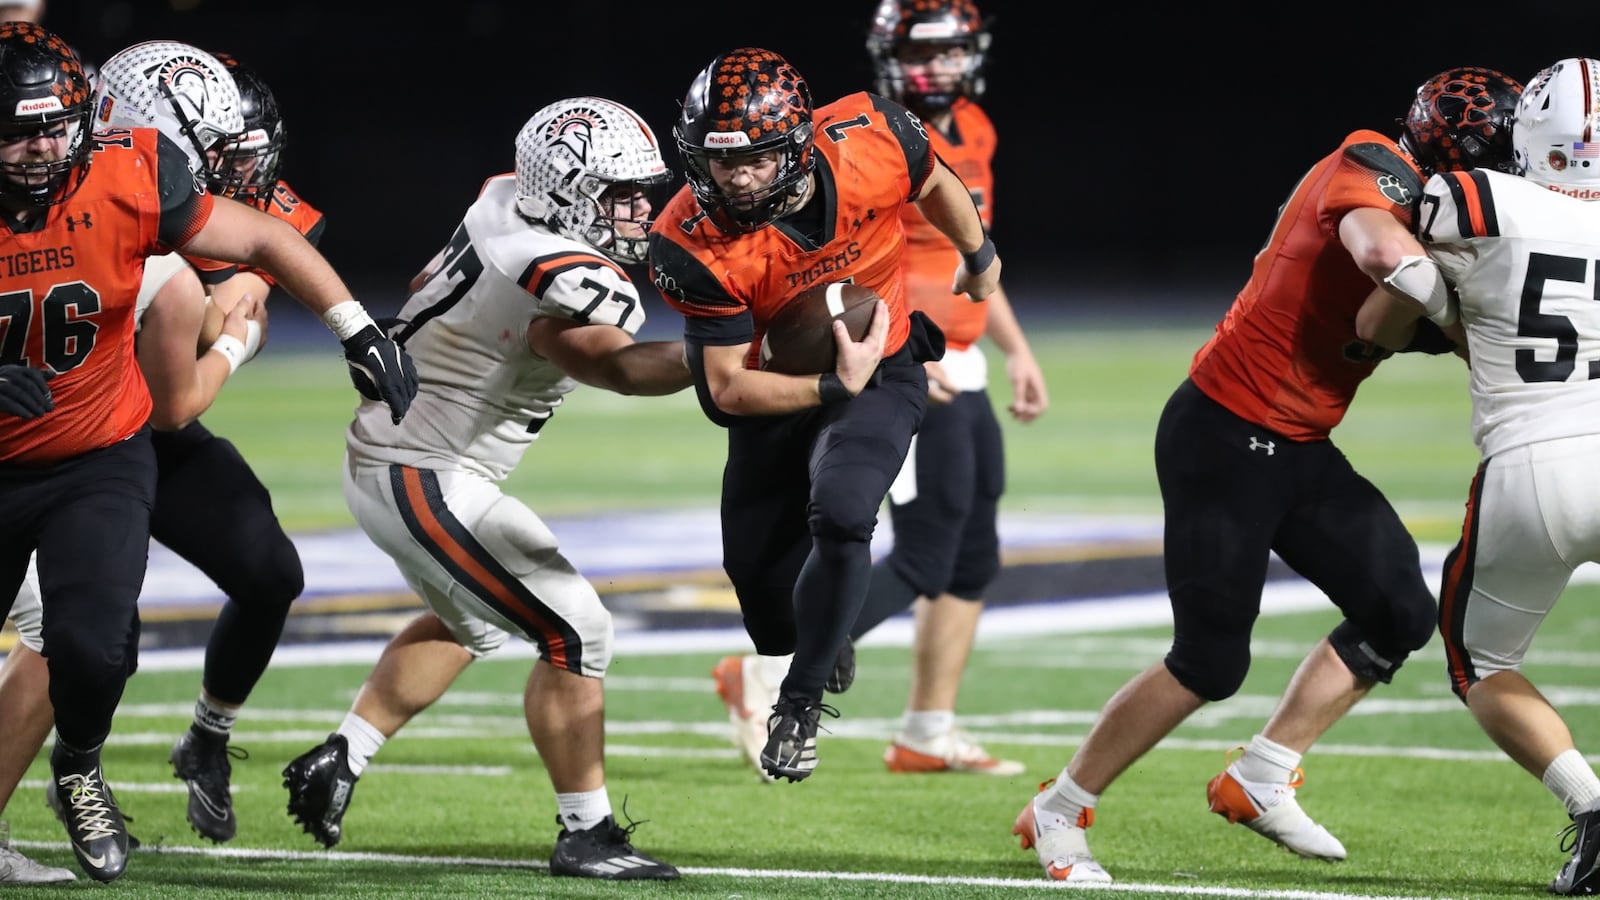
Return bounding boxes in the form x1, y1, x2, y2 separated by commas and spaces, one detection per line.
342, 325, 418, 424
0, 365, 53, 418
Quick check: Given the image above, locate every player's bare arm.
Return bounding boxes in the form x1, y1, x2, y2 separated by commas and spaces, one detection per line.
179, 197, 353, 317
526, 318, 691, 397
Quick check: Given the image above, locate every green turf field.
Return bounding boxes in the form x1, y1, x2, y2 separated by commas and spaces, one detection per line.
7, 322, 1570, 898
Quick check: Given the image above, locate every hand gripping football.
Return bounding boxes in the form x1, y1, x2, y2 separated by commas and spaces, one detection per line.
758, 282, 880, 375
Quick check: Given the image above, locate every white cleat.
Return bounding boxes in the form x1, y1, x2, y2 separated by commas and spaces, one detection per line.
712, 655, 779, 784
1012, 791, 1113, 884
1207, 762, 1347, 861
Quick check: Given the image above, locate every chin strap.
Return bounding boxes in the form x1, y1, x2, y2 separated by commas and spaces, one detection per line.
1383, 255, 1457, 327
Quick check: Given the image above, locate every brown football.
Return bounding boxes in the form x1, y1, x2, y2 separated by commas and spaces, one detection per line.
758, 282, 880, 375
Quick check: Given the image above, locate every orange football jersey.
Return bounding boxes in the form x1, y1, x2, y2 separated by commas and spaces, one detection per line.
1188, 129, 1423, 441
0, 127, 213, 463
187, 179, 325, 287
650, 92, 936, 368
901, 98, 995, 351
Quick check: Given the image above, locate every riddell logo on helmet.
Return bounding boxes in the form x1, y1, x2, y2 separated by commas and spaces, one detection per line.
1544, 185, 1600, 200
705, 132, 749, 147
15, 97, 62, 115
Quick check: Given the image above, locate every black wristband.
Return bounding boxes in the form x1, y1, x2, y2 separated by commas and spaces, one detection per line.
818, 372, 853, 405
961, 236, 996, 274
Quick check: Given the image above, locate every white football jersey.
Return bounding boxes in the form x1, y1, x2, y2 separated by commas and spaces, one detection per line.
1420, 168, 1600, 456
347, 175, 646, 480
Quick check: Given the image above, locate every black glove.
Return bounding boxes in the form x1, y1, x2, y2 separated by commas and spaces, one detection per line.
342, 324, 418, 424
0, 365, 54, 418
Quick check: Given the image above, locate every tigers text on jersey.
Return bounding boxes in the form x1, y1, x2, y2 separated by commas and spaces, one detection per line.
346, 175, 645, 482
1420, 168, 1600, 457
649, 92, 935, 366
902, 97, 995, 351
0, 127, 212, 463
1189, 129, 1423, 442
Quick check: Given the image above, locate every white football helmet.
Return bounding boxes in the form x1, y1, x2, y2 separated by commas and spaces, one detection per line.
514, 97, 671, 264
93, 41, 244, 179
1514, 57, 1600, 196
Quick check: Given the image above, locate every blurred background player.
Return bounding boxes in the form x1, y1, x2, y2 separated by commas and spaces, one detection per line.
0, 47, 322, 850
653, 47, 996, 783
712, 0, 1044, 782
1011, 66, 1522, 883
1361, 57, 1600, 896
279, 96, 684, 881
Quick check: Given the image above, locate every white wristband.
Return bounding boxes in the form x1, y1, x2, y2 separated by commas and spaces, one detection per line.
322, 300, 376, 341
207, 334, 246, 375
241, 319, 263, 365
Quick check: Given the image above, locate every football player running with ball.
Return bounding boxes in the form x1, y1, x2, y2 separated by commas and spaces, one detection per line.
649, 47, 998, 783
281, 96, 686, 881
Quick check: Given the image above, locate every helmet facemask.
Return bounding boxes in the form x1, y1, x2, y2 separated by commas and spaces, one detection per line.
0, 111, 91, 208
214, 123, 284, 206
679, 123, 815, 235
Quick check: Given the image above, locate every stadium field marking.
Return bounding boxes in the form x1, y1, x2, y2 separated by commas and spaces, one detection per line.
0, 839, 1471, 899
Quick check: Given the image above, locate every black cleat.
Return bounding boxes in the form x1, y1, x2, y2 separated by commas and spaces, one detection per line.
1554, 807, 1600, 895
49, 744, 129, 883
549, 812, 678, 880
170, 727, 245, 842
282, 733, 358, 848
826, 638, 856, 694
760, 696, 839, 782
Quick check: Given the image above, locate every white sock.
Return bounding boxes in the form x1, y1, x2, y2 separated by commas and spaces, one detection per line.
193, 693, 241, 739
1543, 749, 1600, 817
903, 709, 955, 742
755, 653, 793, 687
1037, 771, 1098, 826
337, 712, 387, 777
1235, 733, 1302, 785
556, 787, 611, 833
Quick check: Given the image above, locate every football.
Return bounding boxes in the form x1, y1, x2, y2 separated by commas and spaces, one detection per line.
758, 282, 880, 375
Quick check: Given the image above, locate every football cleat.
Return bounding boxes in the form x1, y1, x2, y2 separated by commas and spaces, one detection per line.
826, 638, 856, 694
1207, 756, 1347, 861
0, 820, 75, 884
282, 733, 359, 848
550, 812, 679, 880
50, 744, 129, 883
170, 727, 244, 842
760, 696, 838, 783
884, 728, 1024, 776
1553, 806, 1600, 895
1012, 781, 1112, 884
712, 655, 778, 783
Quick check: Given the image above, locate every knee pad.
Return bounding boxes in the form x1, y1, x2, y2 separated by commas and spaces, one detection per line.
1329, 619, 1412, 684
810, 470, 891, 543
947, 552, 1000, 599
1165, 631, 1252, 702
226, 531, 304, 613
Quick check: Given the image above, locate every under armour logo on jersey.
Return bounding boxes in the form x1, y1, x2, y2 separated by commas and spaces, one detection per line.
65, 213, 92, 231
1249, 437, 1276, 456
851, 209, 877, 229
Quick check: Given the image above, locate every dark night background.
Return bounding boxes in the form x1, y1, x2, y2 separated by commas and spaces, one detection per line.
34, 1, 1600, 323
